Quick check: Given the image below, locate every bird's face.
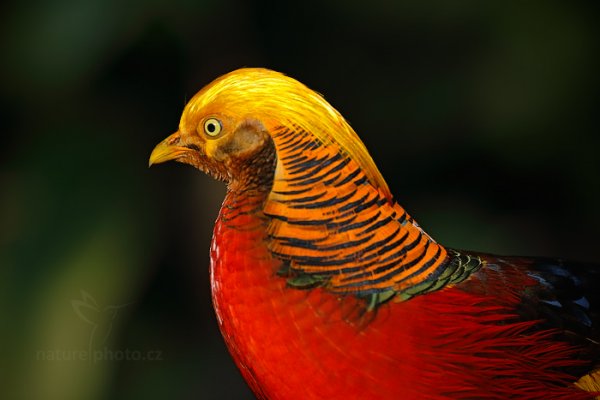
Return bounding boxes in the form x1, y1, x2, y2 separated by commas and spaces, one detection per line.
150, 68, 390, 196
149, 100, 273, 185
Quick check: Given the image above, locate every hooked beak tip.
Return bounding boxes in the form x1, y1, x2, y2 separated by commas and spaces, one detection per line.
149, 132, 191, 167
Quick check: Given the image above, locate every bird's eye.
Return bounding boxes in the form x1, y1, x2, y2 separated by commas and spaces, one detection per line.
203, 118, 222, 137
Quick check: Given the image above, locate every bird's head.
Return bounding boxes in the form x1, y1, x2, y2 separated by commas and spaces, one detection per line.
150, 68, 390, 197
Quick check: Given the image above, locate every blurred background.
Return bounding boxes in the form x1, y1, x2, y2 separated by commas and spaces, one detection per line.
1, 0, 598, 399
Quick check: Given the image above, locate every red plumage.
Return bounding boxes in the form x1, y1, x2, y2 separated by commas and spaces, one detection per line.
211, 192, 596, 399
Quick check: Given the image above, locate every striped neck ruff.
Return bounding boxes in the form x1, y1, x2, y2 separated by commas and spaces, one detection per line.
260, 126, 453, 306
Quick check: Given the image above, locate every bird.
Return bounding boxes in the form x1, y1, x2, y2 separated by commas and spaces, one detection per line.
149, 68, 600, 399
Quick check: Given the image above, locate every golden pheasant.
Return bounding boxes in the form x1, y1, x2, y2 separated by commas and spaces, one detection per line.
149, 68, 600, 399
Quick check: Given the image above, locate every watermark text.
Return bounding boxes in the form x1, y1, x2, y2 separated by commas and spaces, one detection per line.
36, 347, 163, 362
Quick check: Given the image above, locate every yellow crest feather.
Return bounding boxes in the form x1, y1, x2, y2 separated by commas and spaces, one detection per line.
184, 68, 392, 200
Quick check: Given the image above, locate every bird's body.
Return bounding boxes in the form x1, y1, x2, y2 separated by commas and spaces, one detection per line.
150, 68, 600, 399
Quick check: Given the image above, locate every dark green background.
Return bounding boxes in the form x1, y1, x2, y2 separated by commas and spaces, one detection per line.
1, 1, 598, 399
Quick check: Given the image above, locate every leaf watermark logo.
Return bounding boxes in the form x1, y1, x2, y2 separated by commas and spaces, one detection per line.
71, 290, 131, 355
35, 291, 162, 363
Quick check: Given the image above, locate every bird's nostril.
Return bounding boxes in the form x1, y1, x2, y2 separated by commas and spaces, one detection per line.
167, 135, 180, 145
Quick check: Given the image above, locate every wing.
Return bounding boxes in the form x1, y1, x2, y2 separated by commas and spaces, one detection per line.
459, 252, 600, 378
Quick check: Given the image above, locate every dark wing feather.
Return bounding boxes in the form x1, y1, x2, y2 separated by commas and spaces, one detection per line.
521, 258, 600, 345
472, 253, 600, 377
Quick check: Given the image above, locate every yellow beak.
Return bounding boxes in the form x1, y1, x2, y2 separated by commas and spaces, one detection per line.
148, 131, 192, 167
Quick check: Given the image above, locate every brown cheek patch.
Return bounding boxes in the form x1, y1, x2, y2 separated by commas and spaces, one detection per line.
218, 120, 268, 161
